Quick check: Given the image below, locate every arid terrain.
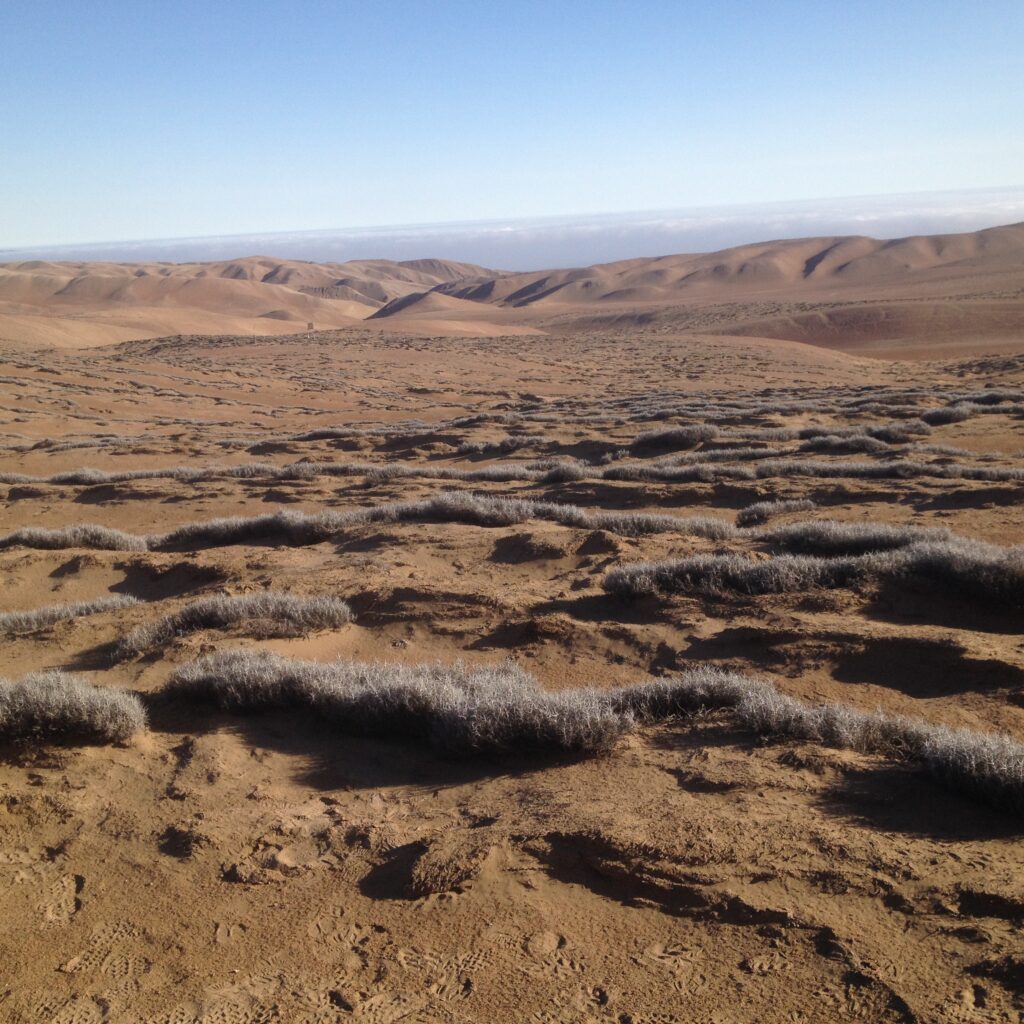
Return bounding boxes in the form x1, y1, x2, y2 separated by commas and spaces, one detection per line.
1, 225, 1023, 1023
3, 222, 1024, 355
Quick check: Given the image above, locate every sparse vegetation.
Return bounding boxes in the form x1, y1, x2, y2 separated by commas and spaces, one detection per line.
113, 593, 353, 660
0, 492, 735, 552
735, 498, 816, 527
0, 524, 149, 552
0, 595, 139, 636
759, 519, 954, 555
164, 651, 629, 756
0, 670, 146, 743
605, 536, 1024, 607
457, 434, 548, 455
604, 550, 866, 597
161, 652, 1024, 812
630, 425, 718, 451
735, 686, 1024, 813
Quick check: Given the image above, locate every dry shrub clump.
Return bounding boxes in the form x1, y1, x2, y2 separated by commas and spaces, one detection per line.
164, 651, 629, 756
604, 551, 866, 597
630, 425, 718, 451
0, 595, 139, 635
163, 653, 1024, 812
604, 665, 760, 720
735, 498, 816, 527
798, 434, 889, 455
0, 524, 148, 552
0, 670, 146, 743
605, 536, 1024, 607
113, 593, 352, 660
752, 459, 1024, 483
758, 519, 953, 555
735, 687, 1024, 813
457, 434, 548, 455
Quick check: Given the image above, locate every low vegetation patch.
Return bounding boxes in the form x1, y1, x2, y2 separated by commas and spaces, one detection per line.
0, 524, 148, 552
630, 425, 718, 451
736, 686, 1024, 814
0, 595, 139, 636
164, 651, 628, 756
163, 652, 1024, 813
605, 536, 1024, 607
758, 519, 954, 556
0, 670, 146, 743
0, 492, 735, 552
113, 593, 352, 660
735, 498, 816, 527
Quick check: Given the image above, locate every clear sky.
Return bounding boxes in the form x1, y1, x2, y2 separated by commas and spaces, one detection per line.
2, 0, 1022, 251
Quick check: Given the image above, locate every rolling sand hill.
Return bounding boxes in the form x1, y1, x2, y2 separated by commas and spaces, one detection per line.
3, 222, 1024, 354
374, 222, 1024, 355
0, 256, 493, 347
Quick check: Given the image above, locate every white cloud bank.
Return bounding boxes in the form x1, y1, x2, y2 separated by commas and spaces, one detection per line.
3, 187, 1022, 270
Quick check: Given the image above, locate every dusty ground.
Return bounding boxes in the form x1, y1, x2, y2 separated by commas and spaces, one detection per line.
1, 324, 1023, 1023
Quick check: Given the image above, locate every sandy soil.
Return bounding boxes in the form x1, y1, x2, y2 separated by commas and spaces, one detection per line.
0, 258, 1023, 1022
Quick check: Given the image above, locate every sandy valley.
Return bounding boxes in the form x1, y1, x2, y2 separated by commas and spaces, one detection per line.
1, 224, 1023, 1023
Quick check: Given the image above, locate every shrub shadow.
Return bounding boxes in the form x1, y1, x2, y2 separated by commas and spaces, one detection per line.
814, 761, 1024, 841
144, 697, 588, 792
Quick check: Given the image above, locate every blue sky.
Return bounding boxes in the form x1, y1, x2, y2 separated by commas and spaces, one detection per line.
2, 1, 1022, 258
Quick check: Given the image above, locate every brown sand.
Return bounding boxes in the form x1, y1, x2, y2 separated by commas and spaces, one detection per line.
0, 230, 1023, 1022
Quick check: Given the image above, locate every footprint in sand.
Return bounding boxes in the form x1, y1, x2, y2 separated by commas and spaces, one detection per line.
42, 873, 83, 925
33, 995, 108, 1024
214, 921, 248, 945
350, 992, 428, 1024
521, 931, 587, 980
61, 920, 141, 975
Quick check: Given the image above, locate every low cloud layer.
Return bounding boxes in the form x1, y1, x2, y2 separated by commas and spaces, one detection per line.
4, 187, 1022, 270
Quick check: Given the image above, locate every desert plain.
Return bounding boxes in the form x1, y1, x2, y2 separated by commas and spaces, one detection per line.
0, 223, 1023, 1023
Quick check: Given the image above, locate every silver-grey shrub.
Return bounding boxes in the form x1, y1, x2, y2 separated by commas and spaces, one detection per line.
0, 670, 146, 743
630, 425, 718, 451
163, 652, 1024, 811
606, 537, 1024, 607
604, 552, 866, 597
798, 434, 889, 455
736, 498, 816, 527
164, 651, 630, 756
457, 434, 548, 455
920, 404, 979, 425
752, 459, 1024, 483
113, 593, 352, 660
920, 725, 1024, 814
0, 595, 139, 636
759, 519, 954, 556
605, 665, 766, 720
0, 524, 148, 552
606, 668, 1024, 813
148, 492, 736, 549
735, 687, 1024, 813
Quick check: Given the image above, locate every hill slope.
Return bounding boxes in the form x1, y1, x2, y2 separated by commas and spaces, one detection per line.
2, 223, 1023, 352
